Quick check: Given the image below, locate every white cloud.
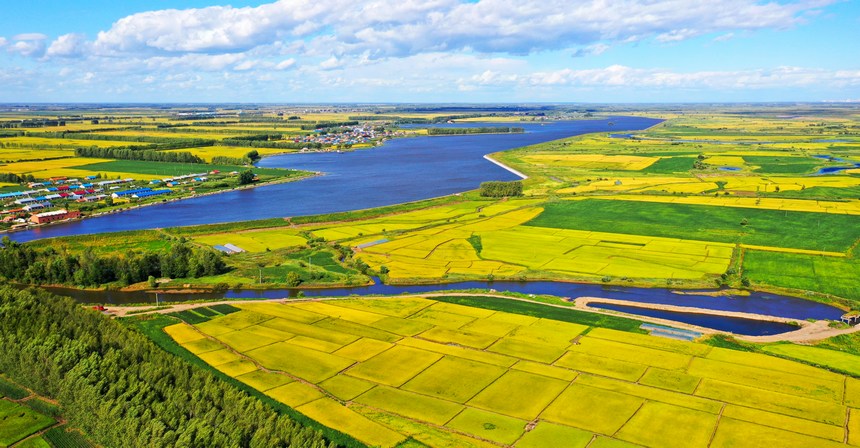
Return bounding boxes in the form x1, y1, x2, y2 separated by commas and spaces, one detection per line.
713, 32, 735, 42
144, 53, 246, 71
83, 0, 830, 60
275, 58, 296, 70
13, 33, 47, 41
46, 34, 88, 58
9, 40, 46, 58
6, 33, 47, 57
319, 56, 344, 70
0, 37, 7, 48
92, 0, 343, 54
459, 65, 860, 90
572, 43, 610, 57
234, 60, 259, 71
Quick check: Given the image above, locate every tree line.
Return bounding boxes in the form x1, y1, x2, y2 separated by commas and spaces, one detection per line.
0, 286, 335, 448
427, 127, 524, 135
27, 131, 215, 146
300, 121, 359, 130
223, 134, 282, 142
0, 237, 227, 287
219, 139, 322, 149
0, 172, 36, 183
479, 180, 523, 197
75, 146, 205, 164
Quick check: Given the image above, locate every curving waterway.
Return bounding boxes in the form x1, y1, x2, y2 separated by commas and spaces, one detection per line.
10, 117, 660, 243
44, 278, 844, 325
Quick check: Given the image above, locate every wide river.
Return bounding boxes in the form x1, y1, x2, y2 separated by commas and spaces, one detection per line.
10, 116, 660, 243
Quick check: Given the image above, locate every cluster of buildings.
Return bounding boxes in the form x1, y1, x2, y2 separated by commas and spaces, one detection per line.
1, 168, 236, 230
150, 171, 215, 187
0, 176, 172, 229
1, 177, 136, 215
291, 125, 401, 148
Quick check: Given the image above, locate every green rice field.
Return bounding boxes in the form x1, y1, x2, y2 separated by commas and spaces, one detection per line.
0, 399, 55, 447
527, 199, 860, 252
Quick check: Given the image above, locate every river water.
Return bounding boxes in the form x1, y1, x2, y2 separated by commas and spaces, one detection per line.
588, 303, 799, 336
10, 117, 660, 243
44, 278, 843, 323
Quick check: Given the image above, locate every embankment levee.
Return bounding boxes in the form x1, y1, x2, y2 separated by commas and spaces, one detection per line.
483, 154, 528, 179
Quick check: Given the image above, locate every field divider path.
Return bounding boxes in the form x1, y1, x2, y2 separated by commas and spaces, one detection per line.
707, 403, 727, 448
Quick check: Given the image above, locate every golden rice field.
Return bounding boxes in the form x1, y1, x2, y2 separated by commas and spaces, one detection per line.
521, 154, 659, 171
0, 136, 135, 148
0, 148, 74, 162
193, 228, 307, 252
94, 130, 246, 140
557, 175, 860, 195
0, 157, 114, 175
166, 299, 860, 448
164, 146, 295, 162
575, 195, 860, 215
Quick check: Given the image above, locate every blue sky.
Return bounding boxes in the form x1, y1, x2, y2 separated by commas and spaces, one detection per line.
1, 0, 858, 103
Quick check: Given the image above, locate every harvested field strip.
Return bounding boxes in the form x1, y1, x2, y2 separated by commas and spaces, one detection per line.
589, 194, 860, 216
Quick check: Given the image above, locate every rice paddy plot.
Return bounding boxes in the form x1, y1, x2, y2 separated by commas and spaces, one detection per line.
618, 401, 718, 448
467, 370, 568, 420
296, 398, 406, 448
355, 386, 464, 426
710, 417, 846, 448
0, 399, 56, 447
347, 346, 442, 387
687, 356, 844, 402
515, 422, 594, 448
762, 344, 860, 376
247, 342, 355, 383
541, 384, 645, 434
445, 408, 526, 445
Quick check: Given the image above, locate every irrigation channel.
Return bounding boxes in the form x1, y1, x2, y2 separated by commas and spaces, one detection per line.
45, 279, 843, 336
11, 117, 660, 243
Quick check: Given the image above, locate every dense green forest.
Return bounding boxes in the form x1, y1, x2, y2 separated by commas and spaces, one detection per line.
75, 146, 204, 163
479, 180, 523, 197
427, 127, 524, 135
0, 286, 333, 447
0, 237, 226, 287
